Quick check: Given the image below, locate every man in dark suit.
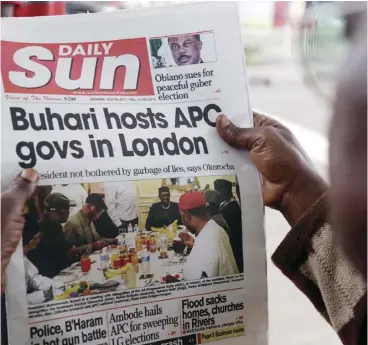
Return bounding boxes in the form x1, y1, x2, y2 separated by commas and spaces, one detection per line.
214, 179, 243, 273
145, 186, 181, 231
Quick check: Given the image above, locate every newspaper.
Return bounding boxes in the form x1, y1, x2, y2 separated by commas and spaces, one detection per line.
1, 3, 267, 345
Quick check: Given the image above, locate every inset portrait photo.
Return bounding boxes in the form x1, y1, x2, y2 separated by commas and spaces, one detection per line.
150, 31, 217, 69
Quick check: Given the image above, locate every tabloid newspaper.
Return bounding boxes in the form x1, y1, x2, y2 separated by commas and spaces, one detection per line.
1, 3, 267, 345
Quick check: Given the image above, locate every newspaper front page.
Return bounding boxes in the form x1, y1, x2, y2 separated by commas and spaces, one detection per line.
1, 3, 267, 345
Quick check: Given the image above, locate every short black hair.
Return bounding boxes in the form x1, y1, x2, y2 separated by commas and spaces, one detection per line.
168, 34, 200, 42
206, 202, 220, 216
86, 194, 106, 210
188, 206, 209, 218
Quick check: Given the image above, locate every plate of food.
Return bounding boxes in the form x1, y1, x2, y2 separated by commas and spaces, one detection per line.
53, 273, 79, 284
160, 273, 183, 283
54, 280, 109, 300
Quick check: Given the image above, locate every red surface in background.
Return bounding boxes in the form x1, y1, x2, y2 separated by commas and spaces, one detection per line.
273, 1, 289, 28
3, 1, 66, 17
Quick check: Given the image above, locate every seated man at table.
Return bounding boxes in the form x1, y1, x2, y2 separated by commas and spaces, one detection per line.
145, 186, 182, 231
179, 191, 238, 280
25, 193, 79, 278
64, 194, 117, 254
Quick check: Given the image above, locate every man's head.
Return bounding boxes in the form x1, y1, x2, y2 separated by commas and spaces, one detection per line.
168, 34, 202, 66
214, 179, 233, 201
179, 191, 209, 235
329, 3, 367, 278
83, 194, 106, 221
204, 189, 224, 216
159, 186, 170, 207
44, 193, 76, 223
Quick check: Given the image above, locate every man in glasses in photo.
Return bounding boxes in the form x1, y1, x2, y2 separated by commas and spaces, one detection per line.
64, 194, 117, 254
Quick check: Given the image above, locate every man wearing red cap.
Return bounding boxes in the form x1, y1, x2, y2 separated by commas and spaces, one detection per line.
179, 191, 239, 280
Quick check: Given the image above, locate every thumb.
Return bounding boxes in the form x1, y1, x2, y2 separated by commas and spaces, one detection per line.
3, 169, 39, 208
216, 114, 261, 150
1, 169, 39, 292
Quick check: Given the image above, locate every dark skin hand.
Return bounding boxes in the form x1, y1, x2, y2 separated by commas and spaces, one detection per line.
178, 232, 194, 248
1, 169, 39, 293
93, 240, 108, 251
216, 112, 328, 227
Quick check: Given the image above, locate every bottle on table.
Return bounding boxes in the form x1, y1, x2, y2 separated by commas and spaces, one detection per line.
136, 230, 143, 251
159, 234, 168, 258
130, 250, 139, 273
149, 233, 157, 253
128, 224, 133, 233
143, 231, 150, 251
100, 249, 110, 270
167, 224, 175, 243
141, 245, 150, 275
117, 233, 127, 255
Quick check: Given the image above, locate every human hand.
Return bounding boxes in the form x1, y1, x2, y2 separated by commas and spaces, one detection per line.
43, 286, 54, 302
1, 169, 39, 293
67, 245, 78, 262
179, 232, 194, 248
93, 241, 107, 251
178, 232, 187, 241
216, 112, 327, 226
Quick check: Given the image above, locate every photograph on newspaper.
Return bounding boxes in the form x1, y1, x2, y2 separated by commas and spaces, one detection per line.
23, 175, 243, 305
150, 31, 217, 69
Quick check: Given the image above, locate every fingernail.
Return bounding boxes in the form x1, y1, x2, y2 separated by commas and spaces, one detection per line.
21, 168, 39, 182
219, 114, 230, 126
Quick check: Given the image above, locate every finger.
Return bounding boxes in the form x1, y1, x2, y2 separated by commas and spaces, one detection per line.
216, 114, 262, 150
2, 169, 39, 211
252, 110, 286, 129
7, 168, 39, 198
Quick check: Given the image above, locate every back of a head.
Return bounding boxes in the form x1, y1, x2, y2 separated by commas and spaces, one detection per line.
179, 191, 207, 217
214, 179, 233, 200
85, 193, 106, 210
204, 189, 223, 215
188, 206, 209, 219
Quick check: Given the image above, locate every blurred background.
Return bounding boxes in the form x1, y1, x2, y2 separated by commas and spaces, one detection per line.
1, 1, 344, 345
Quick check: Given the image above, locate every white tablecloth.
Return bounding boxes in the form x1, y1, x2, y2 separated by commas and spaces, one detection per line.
54, 232, 185, 291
